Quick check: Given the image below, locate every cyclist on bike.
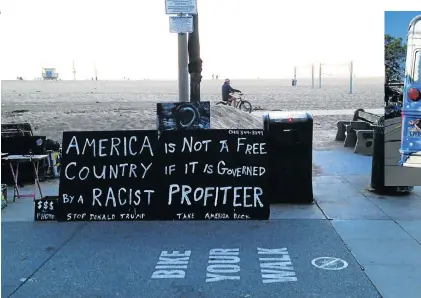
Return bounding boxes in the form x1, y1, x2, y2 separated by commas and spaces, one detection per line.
222, 79, 241, 107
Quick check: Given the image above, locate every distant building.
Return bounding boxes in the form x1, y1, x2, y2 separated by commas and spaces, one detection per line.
42, 68, 59, 80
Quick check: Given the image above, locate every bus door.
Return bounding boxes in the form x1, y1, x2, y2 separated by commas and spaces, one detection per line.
400, 15, 421, 168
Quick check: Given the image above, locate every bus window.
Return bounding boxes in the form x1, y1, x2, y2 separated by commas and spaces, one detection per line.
414, 51, 421, 83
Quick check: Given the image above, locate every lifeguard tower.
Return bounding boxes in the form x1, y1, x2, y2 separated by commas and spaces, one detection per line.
42, 68, 59, 80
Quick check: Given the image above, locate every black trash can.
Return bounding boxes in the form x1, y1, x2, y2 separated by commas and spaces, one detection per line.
264, 112, 314, 203
371, 118, 413, 194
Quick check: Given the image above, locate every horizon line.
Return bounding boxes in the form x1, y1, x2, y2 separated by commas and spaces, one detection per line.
2, 76, 384, 82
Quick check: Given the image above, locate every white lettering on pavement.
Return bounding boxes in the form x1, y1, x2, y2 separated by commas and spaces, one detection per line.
257, 247, 297, 283
206, 248, 241, 282
151, 250, 191, 279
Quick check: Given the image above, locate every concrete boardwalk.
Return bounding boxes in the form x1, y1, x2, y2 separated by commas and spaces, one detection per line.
252, 108, 384, 117
2, 146, 421, 298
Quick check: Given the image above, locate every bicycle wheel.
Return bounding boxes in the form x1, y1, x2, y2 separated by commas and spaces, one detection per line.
239, 101, 252, 113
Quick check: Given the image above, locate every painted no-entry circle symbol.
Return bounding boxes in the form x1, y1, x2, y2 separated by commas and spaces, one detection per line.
311, 257, 348, 270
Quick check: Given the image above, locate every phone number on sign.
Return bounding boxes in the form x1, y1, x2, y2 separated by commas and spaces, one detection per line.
228, 130, 263, 136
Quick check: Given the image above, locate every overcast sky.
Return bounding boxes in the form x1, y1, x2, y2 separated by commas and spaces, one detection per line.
0, 0, 420, 80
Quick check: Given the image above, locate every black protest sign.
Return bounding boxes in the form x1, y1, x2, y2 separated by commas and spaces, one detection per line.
57, 130, 158, 221
34, 196, 57, 221
158, 129, 270, 220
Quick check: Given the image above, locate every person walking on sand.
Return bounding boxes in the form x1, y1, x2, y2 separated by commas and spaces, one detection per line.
222, 79, 241, 107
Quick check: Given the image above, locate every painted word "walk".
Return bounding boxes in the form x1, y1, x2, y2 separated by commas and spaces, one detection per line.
258, 247, 297, 283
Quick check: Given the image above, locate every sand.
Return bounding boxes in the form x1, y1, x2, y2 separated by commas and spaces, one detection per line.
1, 78, 384, 150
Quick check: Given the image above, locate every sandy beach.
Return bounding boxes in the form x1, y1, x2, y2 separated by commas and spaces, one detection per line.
1, 78, 384, 150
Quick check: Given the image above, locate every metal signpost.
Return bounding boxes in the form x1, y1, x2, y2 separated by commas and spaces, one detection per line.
166, 0, 198, 103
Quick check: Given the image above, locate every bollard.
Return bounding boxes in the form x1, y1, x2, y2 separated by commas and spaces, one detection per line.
370, 125, 385, 191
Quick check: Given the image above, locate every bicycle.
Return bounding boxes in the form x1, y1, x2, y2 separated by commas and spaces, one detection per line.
216, 92, 253, 113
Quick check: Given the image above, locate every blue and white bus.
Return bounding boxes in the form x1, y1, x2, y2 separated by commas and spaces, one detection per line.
400, 15, 421, 168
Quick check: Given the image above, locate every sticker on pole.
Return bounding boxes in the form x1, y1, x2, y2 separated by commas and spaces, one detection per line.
166, 0, 197, 15
169, 16, 193, 34
311, 257, 348, 271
